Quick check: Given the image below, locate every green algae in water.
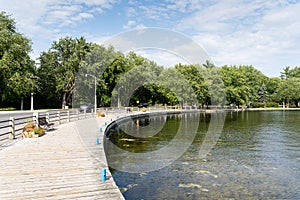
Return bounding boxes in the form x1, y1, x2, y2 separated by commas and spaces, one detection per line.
106, 111, 300, 199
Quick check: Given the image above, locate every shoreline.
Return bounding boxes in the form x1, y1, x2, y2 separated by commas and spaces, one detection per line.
225, 107, 300, 112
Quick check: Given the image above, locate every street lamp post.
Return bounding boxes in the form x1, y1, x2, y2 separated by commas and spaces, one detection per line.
85, 74, 97, 114
30, 93, 34, 111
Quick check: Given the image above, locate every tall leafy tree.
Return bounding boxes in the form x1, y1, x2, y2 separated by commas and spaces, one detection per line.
0, 12, 38, 108
258, 83, 268, 107
275, 77, 300, 107
288, 66, 300, 78
38, 36, 91, 108
219, 65, 250, 107
265, 77, 281, 102
36, 51, 60, 108
203, 60, 215, 69
175, 64, 208, 106
112, 52, 164, 107
219, 65, 268, 107
280, 66, 290, 79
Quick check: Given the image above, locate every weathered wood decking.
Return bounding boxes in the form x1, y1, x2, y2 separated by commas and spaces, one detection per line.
0, 116, 124, 199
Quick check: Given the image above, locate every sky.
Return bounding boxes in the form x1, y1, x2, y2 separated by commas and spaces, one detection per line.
1, 0, 300, 77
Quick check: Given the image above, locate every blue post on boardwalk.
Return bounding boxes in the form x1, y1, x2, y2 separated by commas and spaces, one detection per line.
101, 168, 106, 182
96, 138, 99, 145
99, 127, 103, 133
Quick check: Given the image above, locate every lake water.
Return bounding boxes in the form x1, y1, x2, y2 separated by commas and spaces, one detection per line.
104, 111, 300, 199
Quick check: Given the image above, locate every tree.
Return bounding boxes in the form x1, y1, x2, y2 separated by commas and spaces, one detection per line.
112, 52, 164, 107
265, 77, 281, 102
218, 65, 268, 107
157, 67, 198, 107
203, 60, 215, 69
175, 64, 207, 106
38, 36, 91, 109
73, 44, 122, 108
218, 65, 250, 107
36, 51, 61, 108
275, 78, 300, 107
0, 12, 38, 108
258, 83, 268, 107
280, 66, 290, 79
288, 66, 300, 78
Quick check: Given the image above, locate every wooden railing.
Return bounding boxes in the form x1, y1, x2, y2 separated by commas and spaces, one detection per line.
0, 110, 94, 143
0, 105, 205, 146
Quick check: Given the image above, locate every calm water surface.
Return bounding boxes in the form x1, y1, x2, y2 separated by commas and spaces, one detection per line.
105, 111, 300, 199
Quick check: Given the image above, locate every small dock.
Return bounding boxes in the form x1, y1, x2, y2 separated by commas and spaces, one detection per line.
0, 116, 124, 199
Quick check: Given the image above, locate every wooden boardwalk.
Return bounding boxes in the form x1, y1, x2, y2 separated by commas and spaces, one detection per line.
0, 116, 124, 200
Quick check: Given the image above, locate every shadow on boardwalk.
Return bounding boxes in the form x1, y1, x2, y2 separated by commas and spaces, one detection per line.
0, 117, 124, 200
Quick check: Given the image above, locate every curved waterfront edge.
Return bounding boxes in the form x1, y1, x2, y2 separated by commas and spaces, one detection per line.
100, 110, 300, 199
103, 110, 206, 138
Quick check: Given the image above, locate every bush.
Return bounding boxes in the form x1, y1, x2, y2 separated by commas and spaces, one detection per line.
0, 107, 16, 111
252, 102, 279, 108
252, 102, 265, 108
266, 102, 279, 108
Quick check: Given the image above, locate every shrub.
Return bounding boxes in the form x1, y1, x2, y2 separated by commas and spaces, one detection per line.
266, 102, 279, 108
252, 102, 265, 108
0, 107, 16, 111
252, 102, 279, 108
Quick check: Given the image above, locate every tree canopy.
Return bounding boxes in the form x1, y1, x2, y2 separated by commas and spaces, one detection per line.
37, 36, 91, 109
1, 12, 300, 109
0, 12, 37, 109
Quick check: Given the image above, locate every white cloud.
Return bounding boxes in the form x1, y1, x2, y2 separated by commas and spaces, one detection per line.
0, 0, 118, 33
135, 23, 146, 29
134, 49, 189, 67
124, 0, 200, 22
123, 20, 146, 30
75, 0, 117, 8
123, 20, 136, 29
0, 0, 49, 35
177, 0, 266, 32
125, 7, 137, 17
1, 0, 300, 77
0, 0, 119, 59
165, 0, 201, 13
176, 1, 300, 77
138, 5, 171, 20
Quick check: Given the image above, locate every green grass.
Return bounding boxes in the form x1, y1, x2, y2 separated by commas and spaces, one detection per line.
0, 107, 16, 111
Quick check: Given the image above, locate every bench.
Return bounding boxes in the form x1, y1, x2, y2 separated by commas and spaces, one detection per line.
38, 117, 55, 130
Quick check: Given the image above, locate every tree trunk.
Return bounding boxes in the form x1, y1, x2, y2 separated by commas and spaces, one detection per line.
62, 92, 66, 109
21, 97, 23, 110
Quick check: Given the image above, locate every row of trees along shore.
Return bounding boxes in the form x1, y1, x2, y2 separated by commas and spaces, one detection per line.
1, 12, 300, 110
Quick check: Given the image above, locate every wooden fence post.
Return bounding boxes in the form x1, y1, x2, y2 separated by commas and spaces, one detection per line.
33, 113, 38, 124
9, 117, 15, 140
67, 110, 70, 122
46, 112, 50, 123
57, 111, 61, 124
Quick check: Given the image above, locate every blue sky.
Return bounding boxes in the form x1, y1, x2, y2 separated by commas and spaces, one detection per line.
1, 0, 300, 77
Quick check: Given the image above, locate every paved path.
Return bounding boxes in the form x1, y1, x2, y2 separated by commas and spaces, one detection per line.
0, 114, 124, 200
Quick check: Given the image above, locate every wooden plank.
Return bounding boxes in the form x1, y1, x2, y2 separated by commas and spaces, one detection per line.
0, 118, 124, 200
